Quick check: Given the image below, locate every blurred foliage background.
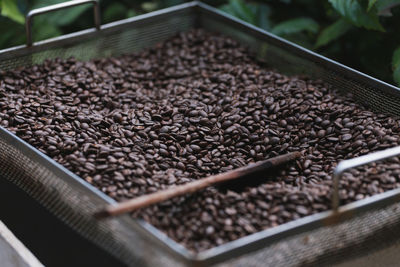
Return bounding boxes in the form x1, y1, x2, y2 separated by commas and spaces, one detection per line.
0, 0, 400, 86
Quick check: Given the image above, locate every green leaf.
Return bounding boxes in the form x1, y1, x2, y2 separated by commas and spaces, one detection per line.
392, 47, 400, 86
161, 0, 185, 8
141, 2, 158, 12
229, 0, 256, 24
219, 4, 235, 15
0, 17, 25, 49
219, 0, 257, 25
103, 2, 128, 23
53, 5, 90, 26
368, 0, 378, 11
126, 9, 137, 18
271, 17, 319, 36
392, 47, 400, 70
32, 18, 62, 42
329, 0, 384, 31
219, 4, 237, 21
315, 18, 352, 48
32, 0, 91, 26
376, 0, 400, 15
394, 65, 400, 86
256, 4, 271, 30
0, 0, 24, 24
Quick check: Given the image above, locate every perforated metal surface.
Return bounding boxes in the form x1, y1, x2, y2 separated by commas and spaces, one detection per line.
0, 126, 190, 267
1, 2, 400, 267
216, 200, 400, 267
0, 13, 195, 71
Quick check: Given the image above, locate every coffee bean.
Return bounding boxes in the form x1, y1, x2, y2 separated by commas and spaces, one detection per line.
303, 160, 311, 169
113, 113, 123, 123
296, 205, 309, 216
221, 120, 232, 129
190, 144, 201, 153
317, 130, 326, 138
270, 137, 280, 145
225, 125, 237, 134
352, 140, 363, 148
176, 162, 186, 170
321, 120, 330, 127
341, 134, 352, 141
160, 126, 169, 133
152, 140, 160, 147
205, 226, 215, 235
159, 148, 169, 157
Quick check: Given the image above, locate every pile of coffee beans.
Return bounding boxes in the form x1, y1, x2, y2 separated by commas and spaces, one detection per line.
1, 29, 400, 251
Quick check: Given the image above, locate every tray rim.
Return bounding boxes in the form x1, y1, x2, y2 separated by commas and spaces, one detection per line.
1, 1, 400, 265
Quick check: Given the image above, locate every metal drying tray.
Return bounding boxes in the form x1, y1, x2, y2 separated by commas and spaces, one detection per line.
2, 1, 400, 266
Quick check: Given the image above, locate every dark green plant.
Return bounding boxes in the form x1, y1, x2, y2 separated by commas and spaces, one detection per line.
218, 0, 400, 86
0, 0, 186, 48
1, 0, 400, 86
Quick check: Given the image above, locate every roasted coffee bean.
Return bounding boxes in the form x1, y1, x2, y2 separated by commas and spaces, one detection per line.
159, 148, 169, 157
221, 120, 233, 129
270, 137, 280, 145
190, 144, 201, 153
341, 134, 352, 142
317, 130, 326, 138
2, 29, 400, 253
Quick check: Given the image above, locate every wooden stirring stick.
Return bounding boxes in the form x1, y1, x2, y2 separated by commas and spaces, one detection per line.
94, 151, 301, 219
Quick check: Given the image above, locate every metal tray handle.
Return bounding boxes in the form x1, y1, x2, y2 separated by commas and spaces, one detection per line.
25, 0, 101, 46
332, 145, 400, 211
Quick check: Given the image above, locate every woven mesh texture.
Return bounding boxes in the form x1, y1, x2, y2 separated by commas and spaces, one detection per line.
1, 4, 400, 267
216, 202, 400, 266
0, 12, 194, 71
0, 129, 191, 267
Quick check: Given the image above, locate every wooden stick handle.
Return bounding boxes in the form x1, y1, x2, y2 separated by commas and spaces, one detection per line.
94, 151, 301, 219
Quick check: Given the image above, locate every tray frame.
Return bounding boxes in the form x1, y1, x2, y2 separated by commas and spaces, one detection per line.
1, 2, 400, 266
